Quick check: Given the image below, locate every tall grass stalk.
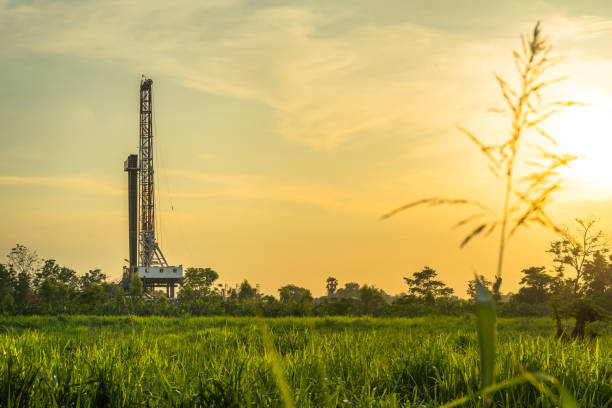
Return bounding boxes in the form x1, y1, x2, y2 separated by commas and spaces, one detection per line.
258, 319, 297, 408
383, 21, 578, 282
383, 22, 581, 407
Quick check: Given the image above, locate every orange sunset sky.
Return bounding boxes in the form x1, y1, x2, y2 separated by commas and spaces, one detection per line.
2, 0, 612, 297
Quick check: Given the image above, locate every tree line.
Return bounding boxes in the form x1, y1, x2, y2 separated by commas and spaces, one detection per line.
0, 219, 610, 336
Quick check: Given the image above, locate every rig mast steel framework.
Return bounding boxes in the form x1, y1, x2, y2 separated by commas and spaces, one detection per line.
139, 77, 168, 267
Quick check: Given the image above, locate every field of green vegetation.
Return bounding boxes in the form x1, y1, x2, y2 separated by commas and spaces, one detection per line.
0, 315, 610, 407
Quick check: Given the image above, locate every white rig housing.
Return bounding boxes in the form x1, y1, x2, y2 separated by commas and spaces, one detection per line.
136, 265, 183, 279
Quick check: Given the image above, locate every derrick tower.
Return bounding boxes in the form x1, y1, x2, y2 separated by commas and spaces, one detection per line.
123, 76, 182, 298
139, 77, 167, 267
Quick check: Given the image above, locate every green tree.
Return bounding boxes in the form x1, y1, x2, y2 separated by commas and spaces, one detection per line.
516, 266, 555, 304
154, 294, 170, 315
79, 268, 107, 289
178, 284, 197, 304
0, 264, 15, 300
38, 278, 69, 314
404, 266, 453, 301
79, 283, 110, 314
279, 285, 313, 304
237, 280, 257, 302
279, 284, 313, 316
358, 285, 388, 316
0, 293, 15, 314
129, 273, 144, 297
13, 271, 31, 308
184, 267, 219, 296
34, 259, 78, 291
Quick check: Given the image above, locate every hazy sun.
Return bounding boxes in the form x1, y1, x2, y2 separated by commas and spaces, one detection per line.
544, 89, 612, 193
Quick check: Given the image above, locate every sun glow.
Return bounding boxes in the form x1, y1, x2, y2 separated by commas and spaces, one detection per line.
544, 89, 612, 194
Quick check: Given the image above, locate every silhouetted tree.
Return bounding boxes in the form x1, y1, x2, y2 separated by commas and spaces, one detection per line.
567, 298, 610, 338
516, 266, 555, 304
546, 220, 611, 338
404, 266, 453, 301
326, 277, 338, 297
5, 246, 36, 311
79, 268, 106, 289
335, 282, 360, 299
547, 218, 606, 295
7, 244, 39, 280
582, 251, 612, 310
34, 259, 78, 291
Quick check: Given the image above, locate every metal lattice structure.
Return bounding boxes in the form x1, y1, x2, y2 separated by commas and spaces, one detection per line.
139, 77, 168, 267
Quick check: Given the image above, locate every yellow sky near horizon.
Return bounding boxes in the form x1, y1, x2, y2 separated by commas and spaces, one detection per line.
2, 0, 612, 297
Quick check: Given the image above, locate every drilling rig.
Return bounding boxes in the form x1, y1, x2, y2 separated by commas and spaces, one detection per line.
123, 76, 183, 298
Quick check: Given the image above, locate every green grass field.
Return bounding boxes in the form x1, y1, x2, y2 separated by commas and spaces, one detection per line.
0, 315, 610, 407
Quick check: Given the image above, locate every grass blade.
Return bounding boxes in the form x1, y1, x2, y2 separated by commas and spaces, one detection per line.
475, 277, 496, 391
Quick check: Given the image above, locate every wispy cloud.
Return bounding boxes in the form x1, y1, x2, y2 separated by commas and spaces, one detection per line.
162, 169, 260, 186
2, 1, 610, 152
545, 15, 612, 40
164, 169, 376, 213
0, 169, 377, 213
0, 0, 478, 149
0, 175, 123, 196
